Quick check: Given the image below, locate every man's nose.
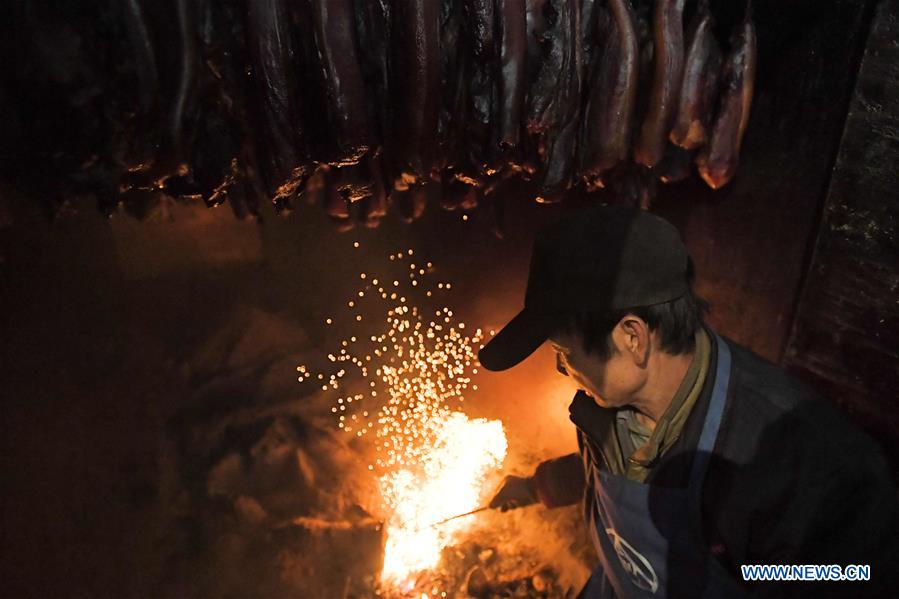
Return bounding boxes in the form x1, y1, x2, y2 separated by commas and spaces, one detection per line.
556, 354, 568, 376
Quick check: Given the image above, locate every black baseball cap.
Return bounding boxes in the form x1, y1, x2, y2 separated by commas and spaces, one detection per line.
478, 207, 690, 371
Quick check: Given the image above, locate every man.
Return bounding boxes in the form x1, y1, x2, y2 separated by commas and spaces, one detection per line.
478, 207, 898, 598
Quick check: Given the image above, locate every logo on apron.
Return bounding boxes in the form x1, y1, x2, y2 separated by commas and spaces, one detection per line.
606, 528, 659, 593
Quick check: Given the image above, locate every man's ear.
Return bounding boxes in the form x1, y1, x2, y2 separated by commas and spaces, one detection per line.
616, 315, 650, 366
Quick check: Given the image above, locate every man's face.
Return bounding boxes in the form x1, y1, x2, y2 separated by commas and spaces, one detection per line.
549, 328, 644, 409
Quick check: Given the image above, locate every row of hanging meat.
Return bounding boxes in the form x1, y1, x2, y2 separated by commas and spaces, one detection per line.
4, 0, 755, 227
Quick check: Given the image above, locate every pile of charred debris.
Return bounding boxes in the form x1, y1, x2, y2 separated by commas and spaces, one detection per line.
155, 306, 590, 597
378, 522, 592, 599
3, 0, 754, 229
136, 305, 366, 597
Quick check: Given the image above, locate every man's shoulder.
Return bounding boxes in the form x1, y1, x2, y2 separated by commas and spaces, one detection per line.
717, 336, 878, 467
724, 338, 817, 414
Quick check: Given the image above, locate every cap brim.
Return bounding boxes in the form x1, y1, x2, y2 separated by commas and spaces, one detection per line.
477, 308, 554, 371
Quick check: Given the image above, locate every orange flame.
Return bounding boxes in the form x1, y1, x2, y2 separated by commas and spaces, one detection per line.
297, 244, 506, 593
380, 412, 506, 585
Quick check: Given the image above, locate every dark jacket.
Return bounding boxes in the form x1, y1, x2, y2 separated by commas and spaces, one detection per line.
533, 333, 899, 597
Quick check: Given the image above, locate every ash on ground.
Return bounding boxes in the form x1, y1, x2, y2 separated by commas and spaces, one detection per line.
159, 306, 592, 598
377, 503, 594, 599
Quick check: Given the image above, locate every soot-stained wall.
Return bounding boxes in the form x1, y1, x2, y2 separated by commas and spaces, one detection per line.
784, 0, 899, 468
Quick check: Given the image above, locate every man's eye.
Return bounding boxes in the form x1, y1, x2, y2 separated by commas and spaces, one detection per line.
555, 353, 569, 376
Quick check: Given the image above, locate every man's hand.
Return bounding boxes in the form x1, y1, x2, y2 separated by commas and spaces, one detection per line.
489, 475, 539, 511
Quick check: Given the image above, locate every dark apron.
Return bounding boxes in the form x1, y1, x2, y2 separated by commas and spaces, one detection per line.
580, 334, 748, 599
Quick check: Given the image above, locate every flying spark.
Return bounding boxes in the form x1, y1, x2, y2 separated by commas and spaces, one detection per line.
297, 246, 506, 591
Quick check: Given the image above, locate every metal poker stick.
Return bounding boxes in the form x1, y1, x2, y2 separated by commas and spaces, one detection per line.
427, 497, 529, 527
428, 506, 492, 528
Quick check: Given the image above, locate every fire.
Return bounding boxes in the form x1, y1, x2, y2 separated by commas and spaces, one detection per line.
380, 412, 507, 585
297, 244, 507, 592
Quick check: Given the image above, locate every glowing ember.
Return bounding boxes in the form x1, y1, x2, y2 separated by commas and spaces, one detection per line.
297, 244, 505, 591
380, 413, 506, 584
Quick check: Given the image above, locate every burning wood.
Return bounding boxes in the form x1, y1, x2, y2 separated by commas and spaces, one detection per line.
379, 413, 506, 587
297, 243, 513, 594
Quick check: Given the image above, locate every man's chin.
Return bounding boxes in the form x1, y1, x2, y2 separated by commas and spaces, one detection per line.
582, 389, 603, 403
584, 391, 615, 408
